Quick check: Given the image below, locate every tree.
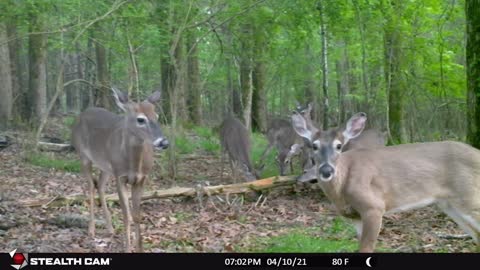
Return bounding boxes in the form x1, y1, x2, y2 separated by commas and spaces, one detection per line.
94, 24, 111, 109
28, 7, 48, 123
383, 0, 407, 144
0, 22, 13, 129
186, 29, 202, 125
318, 0, 329, 129
466, 0, 480, 148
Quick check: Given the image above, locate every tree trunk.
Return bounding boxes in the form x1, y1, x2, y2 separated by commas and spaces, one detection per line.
239, 23, 254, 130
252, 44, 267, 133
336, 58, 348, 125
186, 30, 202, 125
318, 1, 329, 129
6, 21, 24, 121
0, 23, 13, 130
353, 0, 370, 112
303, 44, 316, 119
174, 35, 188, 123
94, 26, 110, 109
240, 57, 253, 131
83, 34, 95, 110
384, 0, 407, 144
28, 12, 48, 123
466, 0, 480, 148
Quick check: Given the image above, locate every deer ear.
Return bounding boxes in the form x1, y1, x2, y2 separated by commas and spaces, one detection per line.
291, 112, 312, 141
111, 87, 129, 112
343, 112, 367, 140
146, 91, 162, 104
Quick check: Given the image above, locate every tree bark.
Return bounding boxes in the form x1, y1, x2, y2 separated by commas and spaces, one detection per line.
186, 30, 203, 125
239, 23, 254, 130
318, 1, 329, 129
0, 23, 13, 130
353, 0, 370, 112
383, 0, 407, 144
336, 58, 348, 125
6, 21, 24, 121
94, 25, 111, 110
466, 0, 480, 148
252, 44, 267, 133
240, 58, 253, 131
303, 44, 316, 120
28, 11, 48, 123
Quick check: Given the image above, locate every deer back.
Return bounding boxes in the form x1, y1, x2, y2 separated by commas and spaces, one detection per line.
219, 116, 257, 180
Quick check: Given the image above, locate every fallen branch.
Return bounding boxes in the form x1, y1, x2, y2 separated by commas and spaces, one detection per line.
20, 176, 297, 208
37, 142, 73, 152
434, 232, 470, 240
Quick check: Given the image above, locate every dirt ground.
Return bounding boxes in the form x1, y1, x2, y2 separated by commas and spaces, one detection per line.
0, 135, 477, 253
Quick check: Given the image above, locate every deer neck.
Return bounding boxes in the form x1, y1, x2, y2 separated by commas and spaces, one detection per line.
318, 161, 353, 216
116, 119, 154, 184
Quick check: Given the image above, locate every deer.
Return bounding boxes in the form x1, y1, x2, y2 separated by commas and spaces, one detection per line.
259, 118, 304, 176
219, 115, 259, 182
71, 87, 169, 252
290, 103, 387, 182
290, 111, 480, 252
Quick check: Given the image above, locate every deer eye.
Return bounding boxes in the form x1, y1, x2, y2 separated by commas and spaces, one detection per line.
137, 117, 147, 125
336, 143, 342, 150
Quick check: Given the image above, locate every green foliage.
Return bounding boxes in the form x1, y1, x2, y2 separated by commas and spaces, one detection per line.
26, 153, 81, 172
251, 133, 278, 178
193, 126, 214, 139
175, 135, 195, 155
247, 225, 357, 253
198, 138, 219, 154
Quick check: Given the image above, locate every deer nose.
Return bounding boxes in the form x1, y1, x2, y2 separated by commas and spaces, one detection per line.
319, 165, 334, 180
154, 138, 169, 149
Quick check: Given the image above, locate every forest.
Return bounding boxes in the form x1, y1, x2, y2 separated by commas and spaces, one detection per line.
1, 0, 480, 254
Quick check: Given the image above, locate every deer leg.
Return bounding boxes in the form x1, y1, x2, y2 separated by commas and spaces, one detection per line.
438, 201, 480, 250
116, 177, 131, 252
80, 158, 95, 237
352, 219, 363, 240
131, 178, 145, 252
359, 209, 384, 252
259, 142, 274, 166
220, 150, 225, 182
229, 156, 237, 183
98, 171, 114, 234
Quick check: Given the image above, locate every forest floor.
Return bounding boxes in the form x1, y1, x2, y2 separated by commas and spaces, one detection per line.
0, 123, 477, 253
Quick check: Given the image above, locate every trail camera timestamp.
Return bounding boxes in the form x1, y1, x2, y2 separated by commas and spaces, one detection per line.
224, 257, 307, 267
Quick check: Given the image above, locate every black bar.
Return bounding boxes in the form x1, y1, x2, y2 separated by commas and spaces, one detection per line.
1, 253, 479, 270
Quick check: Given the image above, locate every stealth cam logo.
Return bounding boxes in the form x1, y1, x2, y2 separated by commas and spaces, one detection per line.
9, 249, 28, 269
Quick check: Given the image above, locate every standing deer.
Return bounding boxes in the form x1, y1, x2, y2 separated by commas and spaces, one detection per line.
219, 115, 259, 181
291, 103, 386, 182
259, 118, 304, 176
71, 87, 169, 252
291, 111, 480, 252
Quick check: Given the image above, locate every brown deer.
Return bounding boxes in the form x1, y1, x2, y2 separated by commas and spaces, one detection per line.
219, 115, 259, 181
71, 87, 169, 252
291, 111, 480, 252
292, 103, 386, 182
259, 118, 304, 176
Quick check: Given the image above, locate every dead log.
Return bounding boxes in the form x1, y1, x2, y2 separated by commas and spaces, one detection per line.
37, 142, 73, 152
19, 176, 297, 208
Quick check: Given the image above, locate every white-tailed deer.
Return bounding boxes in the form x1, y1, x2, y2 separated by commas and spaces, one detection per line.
291, 112, 480, 252
219, 115, 259, 181
259, 118, 304, 176
289, 103, 387, 181
71, 87, 169, 252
